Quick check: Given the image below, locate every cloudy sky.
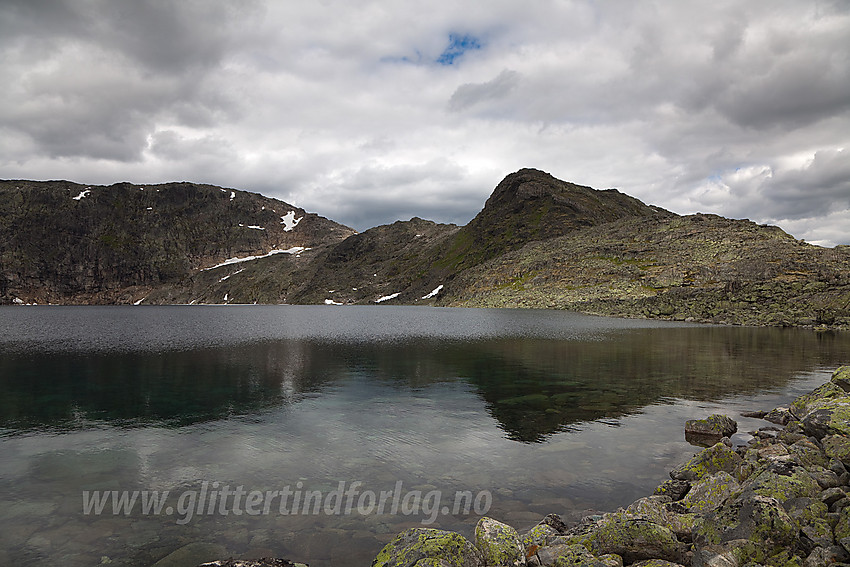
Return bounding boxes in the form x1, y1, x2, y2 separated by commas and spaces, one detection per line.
1, 1, 849, 245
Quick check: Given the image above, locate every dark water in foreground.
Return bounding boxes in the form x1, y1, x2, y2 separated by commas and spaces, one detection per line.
1, 305, 849, 566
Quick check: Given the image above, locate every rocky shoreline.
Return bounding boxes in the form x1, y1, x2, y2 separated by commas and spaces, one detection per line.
366, 366, 850, 567
198, 366, 850, 567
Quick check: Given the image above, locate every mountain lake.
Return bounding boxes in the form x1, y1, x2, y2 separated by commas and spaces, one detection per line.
1, 305, 849, 566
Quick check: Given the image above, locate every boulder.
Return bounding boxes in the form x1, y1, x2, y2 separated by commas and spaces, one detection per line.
823, 434, 850, 465
800, 397, 850, 439
832, 366, 850, 392
685, 415, 737, 438
474, 517, 525, 567
787, 438, 829, 468
670, 443, 743, 482
522, 524, 560, 551
740, 462, 821, 501
564, 513, 687, 565
693, 495, 800, 562
681, 472, 740, 515
763, 407, 793, 426
653, 480, 690, 501
534, 543, 604, 566
624, 495, 696, 539
372, 528, 483, 567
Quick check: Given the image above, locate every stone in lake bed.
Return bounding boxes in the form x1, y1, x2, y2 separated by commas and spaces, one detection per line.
684, 414, 737, 438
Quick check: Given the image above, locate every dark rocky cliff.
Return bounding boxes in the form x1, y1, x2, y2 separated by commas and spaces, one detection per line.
0, 180, 355, 304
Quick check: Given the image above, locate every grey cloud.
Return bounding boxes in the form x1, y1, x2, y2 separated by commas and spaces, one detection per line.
448, 69, 520, 112
765, 149, 850, 218
291, 160, 492, 231
0, 0, 255, 161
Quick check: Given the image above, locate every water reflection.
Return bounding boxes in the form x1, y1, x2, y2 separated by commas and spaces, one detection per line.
2, 325, 848, 442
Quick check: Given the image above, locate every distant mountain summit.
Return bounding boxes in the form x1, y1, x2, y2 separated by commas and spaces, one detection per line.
2, 170, 848, 329
438, 168, 669, 273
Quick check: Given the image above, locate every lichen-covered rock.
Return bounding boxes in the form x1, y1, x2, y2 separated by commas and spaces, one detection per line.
629, 561, 687, 567
831, 366, 850, 392
790, 381, 846, 419
522, 523, 560, 550
566, 513, 687, 565
740, 463, 821, 501
693, 495, 799, 561
685, 414, 737, 438
803, 545, 850, 567
823, 434, 850, 465
670, 442, 743, 482
681, 471, 740, 515
624, 495, 696, 538
691, 543, 737, 567
372, 528, 483, 567
763, 406, 793, 426
800, 397, 850, 439
834, 506, 850, 543
534, 543, 604, 567
538, 514, 569, 534
653, 479, 690, 501
596, 555, 622, 567
788, 438, 828, 468
474, 517, 525, 567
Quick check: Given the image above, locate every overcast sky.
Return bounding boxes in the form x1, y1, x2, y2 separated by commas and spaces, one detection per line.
1, 1, 849, 245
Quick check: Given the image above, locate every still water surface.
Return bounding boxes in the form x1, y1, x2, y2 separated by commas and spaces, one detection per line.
1, 306, 849, 566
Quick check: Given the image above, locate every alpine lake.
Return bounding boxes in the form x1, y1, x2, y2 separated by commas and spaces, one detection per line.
1, 305, 849, 566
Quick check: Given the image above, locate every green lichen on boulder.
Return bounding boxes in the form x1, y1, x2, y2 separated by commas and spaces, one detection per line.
787, 438, 828, 468
670, 442, 743, 482
789, 381, 846, 419
474, 517, 525, 567
681, 471, 740, 515
833, 506, 850, 542
521, 523, 560, 550
685, 414, 737, 438
831, 366, 850, 392
823, 434, 850, 464
742, 464, 821, 501
800, 397, 850, 438
624, 496, 696, 539
535, 543, 605, 567
372, 528, 483, 567
693, 495, 799, 562
596, 555, 623, 567
566, 513, 687, 565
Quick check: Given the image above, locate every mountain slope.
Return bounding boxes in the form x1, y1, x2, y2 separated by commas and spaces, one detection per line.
431, 168, 670, 274
442, 212, 850, 327
2, 170, 848, 329
0, 180, 355, 304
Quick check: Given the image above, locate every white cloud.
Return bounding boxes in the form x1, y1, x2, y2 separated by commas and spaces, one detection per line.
0, 0, 848, 242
